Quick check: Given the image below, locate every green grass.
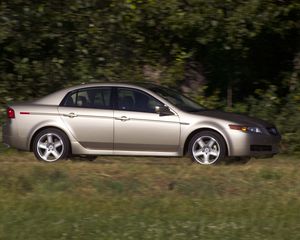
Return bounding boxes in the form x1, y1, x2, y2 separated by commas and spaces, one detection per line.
0, 148, 300, 239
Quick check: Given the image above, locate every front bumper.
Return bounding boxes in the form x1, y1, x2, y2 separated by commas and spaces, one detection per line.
228, 131, 281, 157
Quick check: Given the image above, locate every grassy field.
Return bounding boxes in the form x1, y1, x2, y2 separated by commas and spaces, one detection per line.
0, 145, 300, 240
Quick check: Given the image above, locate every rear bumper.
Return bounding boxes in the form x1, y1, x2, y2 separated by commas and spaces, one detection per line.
2, 122, 28, 150
2, 134, 13, 148
2, 123, 10, 147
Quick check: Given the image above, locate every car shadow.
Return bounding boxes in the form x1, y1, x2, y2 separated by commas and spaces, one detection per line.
71, 156, 189, 166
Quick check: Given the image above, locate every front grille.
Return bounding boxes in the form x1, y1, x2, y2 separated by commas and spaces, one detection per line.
250, 145, 272, 152
266, 127, 279, 136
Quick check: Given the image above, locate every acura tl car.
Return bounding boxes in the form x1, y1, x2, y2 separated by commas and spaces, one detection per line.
2, 83, 281, 165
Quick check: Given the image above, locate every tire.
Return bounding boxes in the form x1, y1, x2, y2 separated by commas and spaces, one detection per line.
33, 128, 70, 162
188, 131, 226, 165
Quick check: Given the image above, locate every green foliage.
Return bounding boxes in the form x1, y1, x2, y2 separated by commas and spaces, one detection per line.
277, 85, 300, 154
189, 85, 225, 109
245, 85, 281, 122
0, 0, 298, 96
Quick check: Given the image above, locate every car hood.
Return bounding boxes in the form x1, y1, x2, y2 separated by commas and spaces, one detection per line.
193, 110, 274, 127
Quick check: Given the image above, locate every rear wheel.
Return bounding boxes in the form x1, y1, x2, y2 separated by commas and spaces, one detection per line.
33, 128, 70, 162
188, 131, 226, 165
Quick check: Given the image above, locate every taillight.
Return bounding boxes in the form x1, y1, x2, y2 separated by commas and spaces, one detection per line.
7, 107, 15, 119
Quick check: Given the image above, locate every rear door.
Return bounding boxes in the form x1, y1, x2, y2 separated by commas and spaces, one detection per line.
58, 87, 114, 151
113, 87, 180, 154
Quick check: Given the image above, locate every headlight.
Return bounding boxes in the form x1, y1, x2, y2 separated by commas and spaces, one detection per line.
247, 127, 262, 133
229, 125, 262, 134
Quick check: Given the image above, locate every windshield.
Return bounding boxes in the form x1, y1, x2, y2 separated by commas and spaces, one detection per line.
148, 86, 205, 112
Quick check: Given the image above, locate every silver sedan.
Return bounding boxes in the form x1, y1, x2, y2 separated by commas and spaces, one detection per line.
2, 83, 281, 165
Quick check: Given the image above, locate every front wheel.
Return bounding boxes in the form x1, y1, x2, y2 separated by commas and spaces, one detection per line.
188, 131, 226, 165
33, 128, 70, 162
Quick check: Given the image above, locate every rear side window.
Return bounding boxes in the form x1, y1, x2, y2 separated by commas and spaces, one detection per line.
63, 88, 112, 109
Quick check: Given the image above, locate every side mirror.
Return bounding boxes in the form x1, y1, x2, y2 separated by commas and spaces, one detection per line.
155, 106, 174, 116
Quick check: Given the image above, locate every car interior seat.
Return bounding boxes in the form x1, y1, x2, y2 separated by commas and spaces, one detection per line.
77, 96, 89, 107
119, 96, 134, 110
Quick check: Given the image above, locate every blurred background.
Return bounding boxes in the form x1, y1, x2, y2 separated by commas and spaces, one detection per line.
0, 2, 299, 239
0, 0, 299, 154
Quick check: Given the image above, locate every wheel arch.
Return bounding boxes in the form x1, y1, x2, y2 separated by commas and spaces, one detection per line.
30, 126, 72, 154
183, 128, 230, 156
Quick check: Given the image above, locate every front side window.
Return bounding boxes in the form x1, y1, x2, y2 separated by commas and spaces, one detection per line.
63, 87, 112, 109
148, 86, 205, 112
117, 88, 163, 113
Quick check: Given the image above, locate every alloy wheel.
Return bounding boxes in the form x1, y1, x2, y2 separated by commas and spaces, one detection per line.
36, 133, 64, 162
192, 136, 221, 165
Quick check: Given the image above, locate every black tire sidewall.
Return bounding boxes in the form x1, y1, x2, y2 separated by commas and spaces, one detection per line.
33, 128, 70, 162
188, 131, 226, 165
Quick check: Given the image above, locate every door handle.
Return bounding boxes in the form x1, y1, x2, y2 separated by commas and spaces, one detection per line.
115, 116, 130, 121
64, 112, 78, 118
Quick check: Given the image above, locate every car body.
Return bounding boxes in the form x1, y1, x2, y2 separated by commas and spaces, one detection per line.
2, 83, 281, 164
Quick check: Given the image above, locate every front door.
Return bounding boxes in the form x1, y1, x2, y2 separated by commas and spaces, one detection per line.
58, 87, 114, 151
114, 87, 180, 154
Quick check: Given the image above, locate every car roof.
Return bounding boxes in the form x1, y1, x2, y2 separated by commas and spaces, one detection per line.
69, 82, 161, 89
33, 82, 168, 106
